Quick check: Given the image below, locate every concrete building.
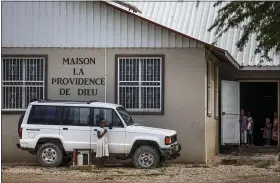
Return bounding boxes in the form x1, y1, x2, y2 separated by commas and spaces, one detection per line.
1, 1, 280, 164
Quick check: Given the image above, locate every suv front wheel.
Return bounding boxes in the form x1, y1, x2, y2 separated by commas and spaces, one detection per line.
37, 143, 64, 167
132, 146, 160, 169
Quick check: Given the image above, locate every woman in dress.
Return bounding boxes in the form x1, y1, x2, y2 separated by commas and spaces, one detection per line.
96, 119, 109, 167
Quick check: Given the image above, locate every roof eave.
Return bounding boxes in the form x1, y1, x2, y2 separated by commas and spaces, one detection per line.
207, 45, 240, 69
224, 51, 240, 69
239, 66, 280, 71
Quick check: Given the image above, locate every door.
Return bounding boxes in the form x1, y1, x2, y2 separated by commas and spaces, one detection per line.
221, 80, 240, 145
92, 108, 126, 154
59, 106, 91, 152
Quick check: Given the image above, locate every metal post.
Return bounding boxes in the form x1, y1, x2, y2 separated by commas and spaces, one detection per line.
72, 150, 77, 165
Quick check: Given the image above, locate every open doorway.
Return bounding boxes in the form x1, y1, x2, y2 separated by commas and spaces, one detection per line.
240, 82, 278, 146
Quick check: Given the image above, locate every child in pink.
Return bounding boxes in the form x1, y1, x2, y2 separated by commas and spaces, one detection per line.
239, 109, 248, 146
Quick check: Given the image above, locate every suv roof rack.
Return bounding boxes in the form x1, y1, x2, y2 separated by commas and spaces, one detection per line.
37, 99, 98, 104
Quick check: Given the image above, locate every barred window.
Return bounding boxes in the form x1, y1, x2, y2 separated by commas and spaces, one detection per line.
116, 56, 163, 114
2, 56, 46, 111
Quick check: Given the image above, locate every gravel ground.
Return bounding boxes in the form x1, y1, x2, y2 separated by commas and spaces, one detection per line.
2, 163, 280, 183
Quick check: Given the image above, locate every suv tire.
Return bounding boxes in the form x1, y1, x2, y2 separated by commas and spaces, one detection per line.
37, 143, 64, 167
132, 146, 160, 169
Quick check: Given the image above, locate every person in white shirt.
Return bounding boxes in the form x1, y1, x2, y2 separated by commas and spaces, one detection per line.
247, 112, 254, 146
96, 119, 109, 167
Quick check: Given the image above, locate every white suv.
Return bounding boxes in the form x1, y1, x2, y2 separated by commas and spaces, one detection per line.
17, 100, 181, 169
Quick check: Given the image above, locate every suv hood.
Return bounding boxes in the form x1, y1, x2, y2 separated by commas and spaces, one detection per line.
127, 125, 176, 136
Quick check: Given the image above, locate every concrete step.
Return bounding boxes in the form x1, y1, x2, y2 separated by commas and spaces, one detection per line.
237, 146, 280, 154
218, 153, 279, 168
221, 145, 280, 154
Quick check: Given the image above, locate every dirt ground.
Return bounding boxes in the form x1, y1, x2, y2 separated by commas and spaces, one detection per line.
2, 163, 280, 183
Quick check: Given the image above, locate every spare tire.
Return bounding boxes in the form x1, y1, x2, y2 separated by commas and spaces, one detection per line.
18, 114, 24, 137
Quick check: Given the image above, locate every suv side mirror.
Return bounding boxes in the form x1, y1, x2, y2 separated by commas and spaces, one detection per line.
109, 123, 114, 129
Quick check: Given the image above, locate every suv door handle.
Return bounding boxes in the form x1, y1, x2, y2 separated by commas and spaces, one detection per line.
62, 128, 68, 130
93, 129, 97, 131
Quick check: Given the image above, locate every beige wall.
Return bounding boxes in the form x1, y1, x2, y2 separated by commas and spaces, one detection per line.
205, 52, 219, 161
2, 47, 207, 163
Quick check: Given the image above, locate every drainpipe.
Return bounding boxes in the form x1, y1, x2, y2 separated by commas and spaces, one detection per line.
105, 47, 107, 103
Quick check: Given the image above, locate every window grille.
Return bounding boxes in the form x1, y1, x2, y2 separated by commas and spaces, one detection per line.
2, 56, 46, 111
117, 57, 163, 113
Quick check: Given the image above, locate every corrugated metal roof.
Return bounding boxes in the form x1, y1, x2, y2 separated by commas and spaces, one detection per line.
117, 1, 280, 67
1, 1, 203, 48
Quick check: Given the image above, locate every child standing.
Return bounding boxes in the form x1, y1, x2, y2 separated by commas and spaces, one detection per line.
240, 109, 248, 146
262, 118, 272, 146
96, 119, 109, 167
247, 112, 254, 146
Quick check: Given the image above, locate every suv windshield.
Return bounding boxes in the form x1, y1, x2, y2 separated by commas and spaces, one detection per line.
117, 107, 135, 126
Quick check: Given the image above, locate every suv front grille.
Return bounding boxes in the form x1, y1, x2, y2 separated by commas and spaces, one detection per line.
171, 134, 177, 144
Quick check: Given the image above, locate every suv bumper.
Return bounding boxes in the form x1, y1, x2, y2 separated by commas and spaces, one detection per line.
159, 143, 181, 160
16, 142, 34, 151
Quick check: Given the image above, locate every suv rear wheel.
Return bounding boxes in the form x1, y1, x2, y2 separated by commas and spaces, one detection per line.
37, 143, 64, 167
132, 146, 160, 169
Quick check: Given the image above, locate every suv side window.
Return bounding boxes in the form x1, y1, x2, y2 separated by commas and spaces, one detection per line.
60, 107, 90, 126
93, 108, 124, 128
27, 105, 58, 125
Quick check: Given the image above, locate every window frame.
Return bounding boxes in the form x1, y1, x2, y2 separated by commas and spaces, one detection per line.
207, 60, 212, 117
1, 54, 48, 113
59, 106, 92, 127
27, 105, 59, 125
214, 65, 219, 120
92, 107, 125, 128
115, 55, 165, 115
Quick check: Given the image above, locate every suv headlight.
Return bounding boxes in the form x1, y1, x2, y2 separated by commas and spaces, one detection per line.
165, 136, 171, 145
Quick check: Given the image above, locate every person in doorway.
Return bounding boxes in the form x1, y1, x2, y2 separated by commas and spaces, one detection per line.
240, 109, 248, 146
96, 119, 109, 168
272, 112, 278, 145
262, 117, 272, 146
247, 112, 254, 146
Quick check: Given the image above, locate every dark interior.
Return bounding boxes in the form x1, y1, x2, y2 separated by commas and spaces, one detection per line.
240, 82, 278, 146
